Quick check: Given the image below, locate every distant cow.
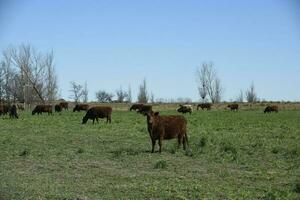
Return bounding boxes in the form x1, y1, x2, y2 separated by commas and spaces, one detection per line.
129, 104, 144, 111
197, 103, 212, 110
73, 104, 89, 112
59, 102, 68, 110
9, 105, 18, 119
32, 105, 52, 115
137, 105, 152, 115
177, 104, 192, 114
0, 104, 10, 116
227, 104, 239, 111
82, 106, 112, 124
264, 105, 278, 113
146, 111, 188, 153
17, 104, 25, 111
55, 104, 62, 113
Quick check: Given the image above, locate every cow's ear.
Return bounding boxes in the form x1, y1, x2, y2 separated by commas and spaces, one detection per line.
154, 112, 159, 116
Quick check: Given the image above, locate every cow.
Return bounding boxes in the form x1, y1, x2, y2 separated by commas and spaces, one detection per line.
59, 102, 68, 110
73, 104, 89, 112
129, 104, 144, 111
55, 104, 62, 113
264, 105, 278, 113
145, 111, 189, 153
227, 104, 239, 111
9, 105, 18, 119
0, 104, 10, 116
82, 106, 112, 124
17, 104, 25, 111
177, 104, 192, 114
32, 105, 53, 115
197, 103, 212, 110
137, 105, 152, 115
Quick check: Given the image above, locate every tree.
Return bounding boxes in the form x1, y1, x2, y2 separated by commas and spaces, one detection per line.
115, 86, 128, 102
126, 84, 132, 103
245, 82, 258, 103
82, 81, 88, 103
69, 81, 83, 103
95, 90, 113, 103
236, 90, 244, 103
137, 78, 149, 103
150, 92, 155, 103
196, 62, 223, 103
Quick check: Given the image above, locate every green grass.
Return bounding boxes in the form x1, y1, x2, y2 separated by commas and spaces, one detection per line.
0, 109, 299, 199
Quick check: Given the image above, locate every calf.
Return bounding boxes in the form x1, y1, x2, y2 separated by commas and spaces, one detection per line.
9, 105, 18, 119
59, 102, 68, 110
82, 106, 112, 124
146, 111, 188, 153
73, 104, 89, 112
177, 104, 192, 114
55, 104, 62, 113
197, 103, 212, 110
227, 104, 239, 111
32, 105, 53, 115
264, 105, 278, 113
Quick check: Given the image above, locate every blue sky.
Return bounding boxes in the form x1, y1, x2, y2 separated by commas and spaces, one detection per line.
0, 0, 299, 101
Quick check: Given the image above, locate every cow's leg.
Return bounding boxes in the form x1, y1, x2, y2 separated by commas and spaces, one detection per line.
96, 118, 99, 123
158, 136, 163, 153
178, 136, 182, 148
151, 139, 156, 153
93, 118, 95, 124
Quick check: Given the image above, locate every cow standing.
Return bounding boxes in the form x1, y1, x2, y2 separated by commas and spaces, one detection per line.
55, 104, 62, 113
177, 104, 192, 114
264, 105, 278, 113
73, 104, 89, 112
146, 111, 188, 153
82, 106, 112, 124
32, 105, 53, 115
129, 104, 144, 111
59, 102, 68, 110
9, 105, 18, 119
197, 103, 212, 110
227, 104, 239, 111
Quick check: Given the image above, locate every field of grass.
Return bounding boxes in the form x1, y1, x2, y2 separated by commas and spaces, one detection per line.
1, 107, 300, 199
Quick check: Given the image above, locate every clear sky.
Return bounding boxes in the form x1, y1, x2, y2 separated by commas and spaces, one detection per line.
0, 0, 299, 102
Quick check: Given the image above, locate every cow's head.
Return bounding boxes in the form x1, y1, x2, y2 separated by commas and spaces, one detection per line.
82, 115, 88, 124
146, 111, 159, 125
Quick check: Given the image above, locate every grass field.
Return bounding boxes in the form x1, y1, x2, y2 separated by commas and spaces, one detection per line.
0, 106, 300, 199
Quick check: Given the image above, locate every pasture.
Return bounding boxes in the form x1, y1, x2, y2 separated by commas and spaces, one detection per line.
0, 105, 300, 199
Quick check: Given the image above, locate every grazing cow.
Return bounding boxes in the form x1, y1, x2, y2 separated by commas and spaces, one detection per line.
82, 106, 112, 124
59, 102, 68, 110
73, 104, 89, 112
197, 103, 212, 110
32, 105, 53, 115
55, 104, 62, 113
137, 105, 153, 115
129, 104, 144, 111
146, 111, 188, 153
9, 105, 18, 119
0, 104, 10, 116
177, 104, 193, 114
227, 104, 239, 111
17, 104, 25, 111
264, 105, 278, 113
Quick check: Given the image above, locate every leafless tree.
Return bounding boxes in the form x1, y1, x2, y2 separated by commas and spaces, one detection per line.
137, 78, 149, 103
69, 81, 83, 103
82, 81, 88, 103
196, 62, 223, 103
236, 90, 244, 102
95, 90, 113, 103
150, 92, 155, 103
44, 51, 58, 102
126, 85, 132, 103
245, 82, 258, 103
116, 86, 128, 102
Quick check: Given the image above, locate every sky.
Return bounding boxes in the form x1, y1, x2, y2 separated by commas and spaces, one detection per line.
0, 0, 299, 102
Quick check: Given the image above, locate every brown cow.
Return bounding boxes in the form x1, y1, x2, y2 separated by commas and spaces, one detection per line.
146, 111, 188, 153
227, 104, 239, 111
55, 104, 62, 113
177, 104, 192, 114
73, 104, 89, 112
82, 106, 112, 124
197, 103, 212, 110
17, 104, 25, 111
129, 104, 144, 111
59, 102, 68, 110
137, 105, 152, 115
0, 104, 10, 116
264, 105, 278, 113
32, 105, 52, 115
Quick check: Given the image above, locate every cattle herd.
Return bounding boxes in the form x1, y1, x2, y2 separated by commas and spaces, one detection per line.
0, 101, 280, 152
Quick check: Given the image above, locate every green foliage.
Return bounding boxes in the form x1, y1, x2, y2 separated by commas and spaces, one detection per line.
0, 109, 299, 199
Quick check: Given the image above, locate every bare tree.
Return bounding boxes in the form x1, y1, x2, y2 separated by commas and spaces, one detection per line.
137, 78, 149, 103
116, 86, 128, 102
69, 81, 83, 103
245, 82, 258, 103
150, 92, 155, 103
126, 84, 132, 103
236, 90, 244, 103
44, 51, 58, 102
196, 62, 223, 103
82, 81, 88, 103
95, 90, 113, 103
